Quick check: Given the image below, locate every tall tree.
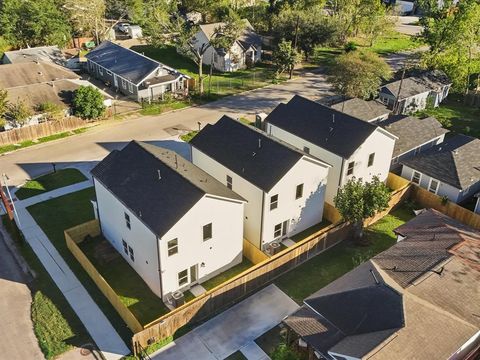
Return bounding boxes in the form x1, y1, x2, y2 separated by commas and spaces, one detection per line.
330, 50, 391, 100
334, 176, 391, 240
64, 0, 107, 44
272, 39, 301, 78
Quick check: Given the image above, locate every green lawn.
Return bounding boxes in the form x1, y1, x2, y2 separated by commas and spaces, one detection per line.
0, 128, 87, 155
201, 257, 253, 291
79, 236, 169, 325
26, 188, 133, 347
180, 130, 198, 142
290, 219, 332, 242
140, 100, 191, 116
1, 216, 92, 359
15, 169, 87, 200
275, 206, 414, 303
416, 95, 480, 138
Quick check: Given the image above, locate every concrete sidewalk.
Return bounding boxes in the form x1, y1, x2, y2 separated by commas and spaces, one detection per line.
151, 284, 298, 360
13, 183, 130, 360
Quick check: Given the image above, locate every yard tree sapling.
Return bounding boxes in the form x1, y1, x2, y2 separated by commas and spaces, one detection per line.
72, 86, 105, 120
272, 39, 301, 78
334, 176, 391, 241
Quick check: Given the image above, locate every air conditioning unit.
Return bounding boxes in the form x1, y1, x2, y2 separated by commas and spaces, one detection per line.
171, 291, 185, 308
269, 241, 281, 255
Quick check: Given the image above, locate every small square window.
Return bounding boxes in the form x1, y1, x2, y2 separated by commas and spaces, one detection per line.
368, 153, 375, 167
270, 194, 278, 210
295, 184, 304, 199
128, 82, 134, 93
203, 223, 212, 241
167, 238, 178, 256
178, 269, 188, 286
274, 223, 282, 238
122, 239, 128, 255
226, 175, 233, 190
303, 146, 310, 154
428, 179, 439, 194
411, 171, 421, 185
124, 212, 131, 230
128, 246, 134, 262
121, 79, 126, 88
347, 161, 355, 176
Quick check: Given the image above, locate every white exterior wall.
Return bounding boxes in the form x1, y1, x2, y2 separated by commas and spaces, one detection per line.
94, 180, 162, 297
159, 194, 244, 297
261, 157, 329, 247
266, 124, 395, 204
192, 147, 264, 248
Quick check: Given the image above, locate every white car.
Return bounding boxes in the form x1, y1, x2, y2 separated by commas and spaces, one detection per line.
117, 23, 130, 34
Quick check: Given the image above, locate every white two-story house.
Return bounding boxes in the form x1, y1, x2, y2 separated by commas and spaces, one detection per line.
264, 95, 397, 204
190, 116, 330, 251
91, 141, 245, 300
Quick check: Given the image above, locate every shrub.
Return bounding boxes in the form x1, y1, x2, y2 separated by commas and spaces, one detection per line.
72, 86, 105, 119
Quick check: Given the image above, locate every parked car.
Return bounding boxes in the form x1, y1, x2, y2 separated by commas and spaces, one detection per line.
117, 23, 130, 33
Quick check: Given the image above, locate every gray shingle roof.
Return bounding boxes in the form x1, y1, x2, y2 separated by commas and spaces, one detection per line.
331, 98, 390, 122
2, 45, 65, 65
190, 115, 320, 192
381, 115, 449, 157
91, 141, 244, 237
400, 134, 480, 189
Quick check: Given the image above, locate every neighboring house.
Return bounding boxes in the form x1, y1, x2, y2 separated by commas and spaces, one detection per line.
190, 116, 330, 251
331, 98, 390, 123
283, 209, 480, 360
379, 70, 452, 114
85, 41, 189, 102
400, 134, 480, 203
91, 141, 245, 300
193, 20, 262, 72
264, 95, 397, 204
381, 115, 449, 171
1, 46, 66, 65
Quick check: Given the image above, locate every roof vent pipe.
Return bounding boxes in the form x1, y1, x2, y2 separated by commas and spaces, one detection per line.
157, 169, 161, 180
258, 138, 262, 149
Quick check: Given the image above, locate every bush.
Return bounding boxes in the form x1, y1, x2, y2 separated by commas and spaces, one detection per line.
344, 41, 357, 52
271, 343, 301, 360
72, 86, 105, 119
36, 101, 64, 121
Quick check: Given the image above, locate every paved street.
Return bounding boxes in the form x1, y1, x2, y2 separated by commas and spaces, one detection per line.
0, 71, 332, 187
0, 226, 43, 360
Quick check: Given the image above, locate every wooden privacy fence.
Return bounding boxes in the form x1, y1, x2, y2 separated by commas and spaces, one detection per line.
0, 117, 89, 146
243, 239, 269, 264
64, 220, 144, 333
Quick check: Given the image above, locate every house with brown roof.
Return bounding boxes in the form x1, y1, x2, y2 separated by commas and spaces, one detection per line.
283, 209, 480, 360
331, 98, 390, 123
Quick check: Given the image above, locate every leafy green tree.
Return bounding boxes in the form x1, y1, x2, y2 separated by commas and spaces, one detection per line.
272, 39, 301, 78
7, 100, 33, 128
334, 176, 391, 240
330, 50, 391, 100
0, 89, 8, 120
0, 37, 10, 58
72, 86, 105, 119
271, 344, 301, 360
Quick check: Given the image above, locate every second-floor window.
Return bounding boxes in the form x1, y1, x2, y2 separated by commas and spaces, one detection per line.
347, 161, 355, 176
124, 212, 131, 230
167, 238, 178, 256
270, 194, 278, 210
368, 153, 375, 167
226, 175, 233, 190
295, 184, 304, 199
128, 246, 134, 262
122, 239, 128, 255
203, 223, 212, 241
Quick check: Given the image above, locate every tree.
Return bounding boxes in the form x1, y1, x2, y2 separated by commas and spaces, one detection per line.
64, 0, 107, 44
271, 344, 301, 360
0, 89, 8, 120
72, 86, 105, 119
7, 100, 33, 128
36, 102, 64, 121
330, 50, 391, 100
334, 176, 391, 240
273, 39, 301, 78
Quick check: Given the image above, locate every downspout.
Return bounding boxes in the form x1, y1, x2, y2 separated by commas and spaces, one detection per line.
337, 158, 345, 191
92, 178, 102, 233
259, 191, 265, 250
156, 236, 163, 298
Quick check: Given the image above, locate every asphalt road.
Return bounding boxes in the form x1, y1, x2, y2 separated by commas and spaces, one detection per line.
0, 71, 332, 187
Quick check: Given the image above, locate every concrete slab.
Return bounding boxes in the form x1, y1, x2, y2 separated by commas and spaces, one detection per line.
240, 342, 270, 360
190, 284, 207, 297
151, 284, 298, 360
281, 238, 296, 247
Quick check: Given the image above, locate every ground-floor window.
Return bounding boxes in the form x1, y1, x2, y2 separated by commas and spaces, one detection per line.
178, 269, 188, 286
411, 171, 422, 185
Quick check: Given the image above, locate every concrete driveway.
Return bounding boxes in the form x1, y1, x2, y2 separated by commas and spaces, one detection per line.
151, 284, 299, 360
0, 226, 44, 360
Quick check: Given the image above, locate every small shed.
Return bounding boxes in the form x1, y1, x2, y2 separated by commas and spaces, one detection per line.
128, 26, 143, 39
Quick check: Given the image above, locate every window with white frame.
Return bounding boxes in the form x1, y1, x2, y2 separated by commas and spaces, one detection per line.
274, 223, 282, 238
270, 194, 278, 210
411, 171, 422, 185
167, 238, 178, 256
128, 82, 134, 93
226, 175, 233, 190
128, 246, 134, 261
368, 153, 375, 167
347, 161, 355, 176
121, 79, 126, 88
122, 239, 128, 255
124, 212, 131, 229
178, 269, 188, 286
428, 179, 439, 194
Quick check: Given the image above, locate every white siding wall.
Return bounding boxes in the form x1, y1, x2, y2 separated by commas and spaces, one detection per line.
94, 180, 162, 297
262, 157, 329, 246
159, 195, 244, 297
192, 147, 264, 247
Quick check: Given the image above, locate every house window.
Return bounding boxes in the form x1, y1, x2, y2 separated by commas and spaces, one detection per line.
303, 146, 310, 154
128, 82, 134, 93
270, 194, 278, 210
411, 171, 422, 185
226, 175, 233, 190
98, 67, 103, 75
368, 153, 375, 167
124, 212, 131, 230
295, 184, 304, 199
203, 223, 212, 241
167, 238, 178, 256
128, 246, 134, 262
178, 269, 188, 286
121, 79, 126, 88
106, 70, 112, 76
347, 161, 355, 176
274, 223, 282, 238
428, 179, 439, 194
122, 239, 128, 255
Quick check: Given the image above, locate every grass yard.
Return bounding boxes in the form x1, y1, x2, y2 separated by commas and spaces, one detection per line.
1, 216, 92, 359
0, 128, 87, 155
140, 100, 191, 116
201, 257, 253, 291
26, 188, 133, 345
275, 205, 414, 303
79, 236, 169, 325
290, 219, 332, 242
416, 95, 480, 138
15, 169, 87, 200
180, 130, 198, 142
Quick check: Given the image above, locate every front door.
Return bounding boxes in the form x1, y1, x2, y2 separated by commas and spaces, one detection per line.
282, 220, 289, 238
190, 264, 198, 284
